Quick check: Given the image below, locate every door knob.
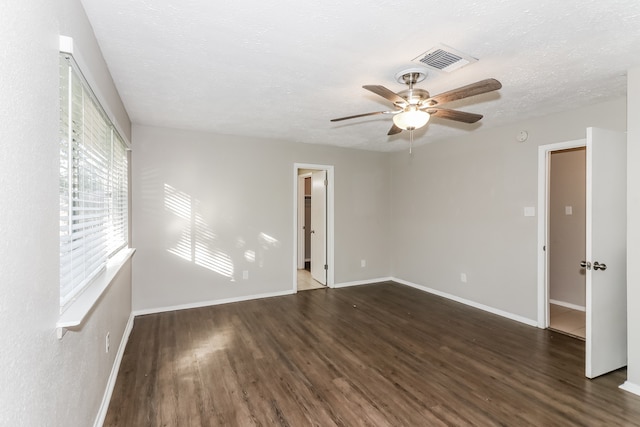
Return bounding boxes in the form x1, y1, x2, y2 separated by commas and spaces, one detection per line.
580, 260, 591, 270
310, 230, 315, 234
593, 261, 607, 271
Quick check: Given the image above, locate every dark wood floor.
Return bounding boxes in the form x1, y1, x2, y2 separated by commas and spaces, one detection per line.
105, 282, 640, 426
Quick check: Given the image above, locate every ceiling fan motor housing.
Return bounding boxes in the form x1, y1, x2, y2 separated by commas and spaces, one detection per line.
396, 88, 431, 106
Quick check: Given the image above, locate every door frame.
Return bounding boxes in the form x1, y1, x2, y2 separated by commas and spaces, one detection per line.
293, 163, 334, 291
297, 173, 312, 270
537, 138, 586, 327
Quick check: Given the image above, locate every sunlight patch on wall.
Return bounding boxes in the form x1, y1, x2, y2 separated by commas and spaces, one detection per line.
195, 245, 234, 277
256, 232, 280, 268
164, 184, 191, 220
164, 183, 234, 278
258, 232, 280, 248
236, 237, 245, 248
165, 184, 193, 261
168, 229, 192, 262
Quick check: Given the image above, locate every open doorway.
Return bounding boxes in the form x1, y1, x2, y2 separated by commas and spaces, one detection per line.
537, 138, 587, 333
293, 163, 334, 292
538, 128, 627, 379
548, 147, 586, 339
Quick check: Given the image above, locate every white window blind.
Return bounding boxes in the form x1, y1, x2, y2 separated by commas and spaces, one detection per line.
59, 53, 129, 308
108, 131, 128, 256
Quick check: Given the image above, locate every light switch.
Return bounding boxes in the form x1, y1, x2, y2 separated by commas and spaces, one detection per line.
565, 206, 573, 215
524, 207, 536, 217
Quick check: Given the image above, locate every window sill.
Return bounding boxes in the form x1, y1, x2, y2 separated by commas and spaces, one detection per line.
56, 247, 136, 339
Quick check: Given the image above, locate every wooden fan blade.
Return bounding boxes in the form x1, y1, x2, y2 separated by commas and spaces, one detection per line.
426, 108, 483, 124
427, 78, 502, 106
387, 124, 402, 135
330, 111, 389, 122
363, 85, 407, 105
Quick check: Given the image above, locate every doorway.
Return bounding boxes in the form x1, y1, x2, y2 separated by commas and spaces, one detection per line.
537, 138, 586, 331
293, 163, 334, 292
547, 147, 586, 339
537, 128, 627, 379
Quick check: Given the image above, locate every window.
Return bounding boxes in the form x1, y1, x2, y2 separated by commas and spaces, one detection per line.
59, 52, 129, 308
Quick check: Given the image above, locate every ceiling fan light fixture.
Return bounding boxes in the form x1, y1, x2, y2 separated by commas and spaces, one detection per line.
392, 108, 430, 130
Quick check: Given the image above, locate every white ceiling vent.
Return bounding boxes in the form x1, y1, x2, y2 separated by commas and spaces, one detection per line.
412, 44, 478, 73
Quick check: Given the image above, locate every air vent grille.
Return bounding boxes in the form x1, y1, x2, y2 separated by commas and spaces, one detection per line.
412, 45, 477, 73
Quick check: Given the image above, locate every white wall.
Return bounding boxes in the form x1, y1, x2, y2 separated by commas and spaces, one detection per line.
389, 97, 626, 322
627, 67, 640, 389
0, 1, 133, 425
132, 125, 390, 312
549, 148, 586, 307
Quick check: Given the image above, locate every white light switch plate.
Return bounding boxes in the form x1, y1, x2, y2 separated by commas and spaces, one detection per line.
565, 206, 573, 215
524, 207, 536, 217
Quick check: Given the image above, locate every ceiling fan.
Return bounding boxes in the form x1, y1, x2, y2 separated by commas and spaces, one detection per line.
331, 68, 502, 150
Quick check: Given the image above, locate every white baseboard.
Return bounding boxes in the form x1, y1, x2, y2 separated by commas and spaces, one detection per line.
94, 312, 135, 427
549, 299, 586, 312
620, 381, 640, 397
333, 277, 392, 288
392, 277, 538, 327
132, 289, 295, 317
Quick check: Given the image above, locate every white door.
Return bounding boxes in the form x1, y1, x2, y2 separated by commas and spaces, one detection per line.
310, 170, 326, 284
585, 127, 627, 378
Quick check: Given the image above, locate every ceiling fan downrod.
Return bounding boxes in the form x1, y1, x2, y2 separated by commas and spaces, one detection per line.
401, 72, 422, 89
400, 72, 422, 102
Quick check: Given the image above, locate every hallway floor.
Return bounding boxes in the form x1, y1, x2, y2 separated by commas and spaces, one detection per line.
549, 303, 585, 339
297, 268, 325, 291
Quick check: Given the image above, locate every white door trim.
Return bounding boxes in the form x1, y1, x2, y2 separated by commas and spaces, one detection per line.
537, 139, 586, 328
293, 163, 334, 292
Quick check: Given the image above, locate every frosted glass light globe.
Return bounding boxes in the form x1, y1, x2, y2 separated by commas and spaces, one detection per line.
392, 108, 430, 130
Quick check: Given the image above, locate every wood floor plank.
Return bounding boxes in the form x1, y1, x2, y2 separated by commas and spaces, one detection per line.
104, 282, 640, 426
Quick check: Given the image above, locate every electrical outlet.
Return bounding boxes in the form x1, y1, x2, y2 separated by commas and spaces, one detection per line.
460, 273, 467, 283
361, 259, 366, 268
105, 332, 110, 353
242, 270, 249, 280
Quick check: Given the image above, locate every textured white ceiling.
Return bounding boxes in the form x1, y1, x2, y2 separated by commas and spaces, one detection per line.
80, 0, 640, 152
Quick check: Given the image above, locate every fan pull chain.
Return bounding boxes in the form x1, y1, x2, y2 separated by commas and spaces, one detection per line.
409, 129, 413, 154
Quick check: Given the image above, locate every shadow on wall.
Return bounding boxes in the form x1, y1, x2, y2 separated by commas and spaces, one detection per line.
163, 183, 280, 281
